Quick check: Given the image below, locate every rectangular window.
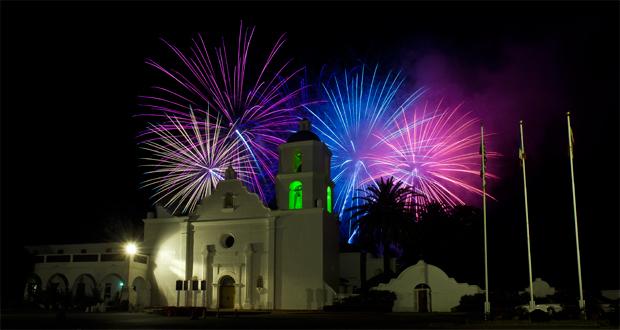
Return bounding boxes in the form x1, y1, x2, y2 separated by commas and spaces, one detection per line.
224, 193, 234, 208
46, 255, 71, 262
100, 254, 125, 262
133, 255, 148, 264
104, 283, 111, 299
73, 254, 99, 262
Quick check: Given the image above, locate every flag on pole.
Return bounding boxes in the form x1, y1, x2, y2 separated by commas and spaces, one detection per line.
518, 146, 526, 166
480, 141, 487, 178
569, 124, 575, 159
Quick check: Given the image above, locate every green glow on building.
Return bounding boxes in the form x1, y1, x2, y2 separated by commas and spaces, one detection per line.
289, 180, 303, 209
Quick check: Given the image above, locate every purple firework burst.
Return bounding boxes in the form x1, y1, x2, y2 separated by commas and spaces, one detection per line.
140, 22, 311, 210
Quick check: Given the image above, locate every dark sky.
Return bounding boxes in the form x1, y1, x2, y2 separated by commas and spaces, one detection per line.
1, 1, 618, 294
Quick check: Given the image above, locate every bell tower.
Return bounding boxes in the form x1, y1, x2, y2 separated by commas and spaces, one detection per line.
276, 119, 334, 212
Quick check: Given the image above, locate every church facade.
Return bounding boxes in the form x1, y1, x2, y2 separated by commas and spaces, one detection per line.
26, 120, 341, 310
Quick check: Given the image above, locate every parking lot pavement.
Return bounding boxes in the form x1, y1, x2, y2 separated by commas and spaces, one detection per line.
0, 311, 611, 329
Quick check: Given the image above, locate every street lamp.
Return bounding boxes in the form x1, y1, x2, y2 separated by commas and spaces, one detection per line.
124, 242, 137, 312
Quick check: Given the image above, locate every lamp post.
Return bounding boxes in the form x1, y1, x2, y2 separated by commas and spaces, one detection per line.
124, 242, 137, 311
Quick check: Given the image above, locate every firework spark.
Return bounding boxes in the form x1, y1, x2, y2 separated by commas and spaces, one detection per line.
305, 65, 425, 237
369, 100, 499, 210
140, 109, 253, 215
140, 21, 309, 207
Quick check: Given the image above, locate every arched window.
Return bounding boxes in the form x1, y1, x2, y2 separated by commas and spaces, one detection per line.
294, 152, 302, 173
224, 192, 234, 209
289, 181, 303, 209
326, 186, 333, 213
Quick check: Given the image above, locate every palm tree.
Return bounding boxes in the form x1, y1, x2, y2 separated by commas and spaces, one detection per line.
348, 177, 419, 284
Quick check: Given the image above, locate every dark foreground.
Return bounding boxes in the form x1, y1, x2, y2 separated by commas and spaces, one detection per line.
0, 311, 614, 329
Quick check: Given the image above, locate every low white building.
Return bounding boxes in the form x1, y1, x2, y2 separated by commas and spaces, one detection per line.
522, 278, 556, 298
26, 120, 340, 311
375, 260, 482, 312
24, 242, 151, 311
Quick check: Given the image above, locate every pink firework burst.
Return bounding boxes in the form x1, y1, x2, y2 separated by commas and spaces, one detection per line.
368, 100, 499, 210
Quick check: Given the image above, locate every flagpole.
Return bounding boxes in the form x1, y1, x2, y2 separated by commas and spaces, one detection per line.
567, 112, 586, 317
481, 125, 490, 319
519, 120, 536, 312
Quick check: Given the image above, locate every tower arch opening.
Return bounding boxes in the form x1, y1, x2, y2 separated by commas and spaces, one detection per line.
289, 180, 303, 209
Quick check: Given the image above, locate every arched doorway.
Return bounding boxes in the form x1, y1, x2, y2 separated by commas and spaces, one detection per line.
47, 273, 69, 294
99, 273, 126, 308
414, 283, 431, 312
218, 276, 235, 309
72, 274, 97, 309
131, 276, 150, 311
47, 273, 69, 308
23, 274, 42, 302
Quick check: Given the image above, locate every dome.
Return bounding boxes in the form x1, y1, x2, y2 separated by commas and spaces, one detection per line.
286, 118, 321, 143
287, 130, 321, 143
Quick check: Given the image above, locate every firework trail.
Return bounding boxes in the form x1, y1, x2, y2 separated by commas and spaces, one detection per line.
304, 65, 425, 237
369, 100, 499, 211
140, 21, 309, 207
140, 109, 254, 215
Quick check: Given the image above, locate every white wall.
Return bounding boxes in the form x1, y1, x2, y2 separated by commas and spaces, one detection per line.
143, 217, 185, 306
274, 208, 326, 310
375, 260, 481, 312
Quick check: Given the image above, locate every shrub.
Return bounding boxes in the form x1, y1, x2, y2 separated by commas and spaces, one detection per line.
530, 309, 551, 322
326, 290, 396, 312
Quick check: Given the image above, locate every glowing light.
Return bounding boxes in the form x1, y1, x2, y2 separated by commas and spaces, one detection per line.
327, 186, 333, 213
125, 242, 138, 256
289, 180, 303, 209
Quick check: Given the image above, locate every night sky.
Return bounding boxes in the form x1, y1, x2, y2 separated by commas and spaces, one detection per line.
1, 1, 618, 300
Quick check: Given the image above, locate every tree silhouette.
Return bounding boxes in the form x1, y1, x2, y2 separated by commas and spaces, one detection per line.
348, 177, 420, 283
402, 202, 483, 284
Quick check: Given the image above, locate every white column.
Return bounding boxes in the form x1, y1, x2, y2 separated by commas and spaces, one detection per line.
244, 244, 254, 309
204, 246, 214, 309
234, 283, 243, 309
182, 220, 194, 307
211, 283, 219, 309
267, 217, 276, 309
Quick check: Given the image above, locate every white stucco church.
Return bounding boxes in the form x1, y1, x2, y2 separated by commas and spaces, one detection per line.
27, 119, 340, 311
142, 118, 340, 310
24, 119, 481, 312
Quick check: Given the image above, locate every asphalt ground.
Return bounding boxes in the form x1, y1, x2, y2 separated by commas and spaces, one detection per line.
0, 311, 613, 329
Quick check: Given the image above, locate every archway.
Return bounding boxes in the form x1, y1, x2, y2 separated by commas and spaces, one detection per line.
47, 273, 69, 294
131, 276, 150, 310
99, 273, 126, 307
23, 274, 42, 302
72, 274, 97, 309
414, 283, 431, 312
289, 181, 303, 209
47, 273, 69, 308
218, 276, 235, 309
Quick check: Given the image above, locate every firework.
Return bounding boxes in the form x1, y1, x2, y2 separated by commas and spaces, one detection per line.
140, 21, 309, 207
305, 65, 425, 237
140, 109, 253, 215
369, 100, 499, 210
